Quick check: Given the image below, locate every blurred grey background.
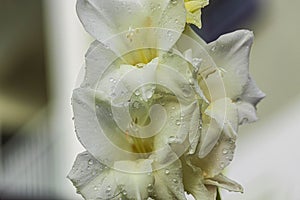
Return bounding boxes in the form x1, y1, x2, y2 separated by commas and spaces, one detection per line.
0, 0, 299, 199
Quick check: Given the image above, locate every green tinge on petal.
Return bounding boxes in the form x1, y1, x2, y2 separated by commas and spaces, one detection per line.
69, 151, 156, 200
182, 158, 217, 200
204, 174, 244, 193
184, 0, 209, 28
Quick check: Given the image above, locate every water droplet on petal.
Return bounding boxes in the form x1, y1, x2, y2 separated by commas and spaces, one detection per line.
132, 101, 140, 109
173, 179, 178, 183
88, 159, 94, 165
222, 149, 228, 154
106, 186, 111, 193
220, 162, 225, 169
175, 120, 181, 126
192, 58, 202, 68
211, 46, 217, 52
188, 77, 194, 85
168, 136, 177, 143
145, 89, 154, 99
147, 184, 153, 192
171, 0, 178, 5
165, 169, 170, 175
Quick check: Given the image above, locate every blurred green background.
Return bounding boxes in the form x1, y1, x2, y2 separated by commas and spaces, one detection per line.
0, 0, 299, 199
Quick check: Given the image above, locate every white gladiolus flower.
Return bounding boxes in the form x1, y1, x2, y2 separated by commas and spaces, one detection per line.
68, 0, 264, 200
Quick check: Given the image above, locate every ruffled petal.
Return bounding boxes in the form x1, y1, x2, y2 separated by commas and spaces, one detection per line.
192, 133, 237, 178
182, 158, 217, 200
77, 0, 186, 51
199, 98, 238, 158
113, 160, 154, 199
150, 148, 187, 200
241, 76, 266, 107
236, 100, 258, 125
81, 40, 120, 88
206, 30, 254, 100
204, 174, 243, 193
72, 88, 137, 166
68, 151, 120, 199
68, 151, 156, 200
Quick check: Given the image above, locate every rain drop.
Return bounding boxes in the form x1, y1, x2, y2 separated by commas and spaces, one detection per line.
173, 179, 178, 183
192, 58, 202, 68
88, 159, 94, 165
134, 90, 141, 96
175, 120, 181, 126
165, 169, 170, 175
220, 162, 225, 169
171, 0, 178, 5
168, 136, 177, 143
145, 89, 154, 99
211, 46, 217, 52
132, 101, 140, 109
147, 184, 153, 192
182, 86, 191, 97
106, 186, 112, 193
188, 77, 194, 85
222, 149, 228, 155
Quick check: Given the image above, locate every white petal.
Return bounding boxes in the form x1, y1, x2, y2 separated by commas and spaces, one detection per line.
178, 26, 208, 50
207, 30, 254, 100
205, 98, 238, 135
175, 26, 216, 70
150, 148, 187, 200
81, 40, 120, 88
182, 159, 217, 200
68, 152, 156, 200
72, 88, 137, 166
236, 101, 258, 125
199, 98, 238, 158
193, 133, 237, 178
241, 76, 265, 106
68, 151, 120, 199
198, 117, 222, 158
77, 0, 186, 50
204, 174, 243, 193
113, 160, 154, 199
188, 101, 202, 154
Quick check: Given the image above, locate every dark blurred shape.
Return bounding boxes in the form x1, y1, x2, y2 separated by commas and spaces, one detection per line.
0, 0, 53, 199
193, 0, 262, 43
0, 0, 48, 130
